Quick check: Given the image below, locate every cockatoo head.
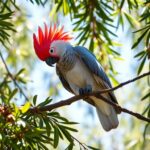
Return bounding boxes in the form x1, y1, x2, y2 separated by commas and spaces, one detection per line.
33, 24, 72, 66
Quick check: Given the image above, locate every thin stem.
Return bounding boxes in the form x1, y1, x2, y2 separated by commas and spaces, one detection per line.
0, 51, 28, 101
72, 135, 88, 150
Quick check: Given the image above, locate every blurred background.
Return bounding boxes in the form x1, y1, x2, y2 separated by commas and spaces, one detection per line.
0, 0, 149, 150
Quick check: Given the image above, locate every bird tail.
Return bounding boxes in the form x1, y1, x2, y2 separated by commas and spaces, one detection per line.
92, 96, 119, 131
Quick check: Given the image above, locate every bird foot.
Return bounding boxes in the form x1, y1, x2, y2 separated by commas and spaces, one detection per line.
79, 85, 92, 95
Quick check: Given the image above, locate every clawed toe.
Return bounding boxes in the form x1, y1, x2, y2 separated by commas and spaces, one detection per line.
79, 85, 92, 95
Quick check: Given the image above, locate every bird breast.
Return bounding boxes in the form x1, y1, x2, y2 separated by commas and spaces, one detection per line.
65, 59, 95, 88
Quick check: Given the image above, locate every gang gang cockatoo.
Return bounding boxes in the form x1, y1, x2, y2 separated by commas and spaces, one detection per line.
33, 24, 120, 131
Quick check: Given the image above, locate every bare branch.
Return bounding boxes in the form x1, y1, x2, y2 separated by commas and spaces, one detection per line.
30, 71, 150, 123
0, 51, 28, 101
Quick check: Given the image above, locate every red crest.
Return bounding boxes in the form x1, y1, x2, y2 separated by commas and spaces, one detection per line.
33, 24, 72, 61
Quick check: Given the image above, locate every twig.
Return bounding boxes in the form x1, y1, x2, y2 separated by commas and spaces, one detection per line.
97, 94, 150, 122
71, 135, 88, 150
30, 72, 150, 123
0, 51, 28, 101
94, 71, 150, 94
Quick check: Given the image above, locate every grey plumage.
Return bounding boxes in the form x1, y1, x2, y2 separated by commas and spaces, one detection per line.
54, 42, 119, 131
57, 44, 76, 72
56, 65, 73, 93
74, 46, 112, 88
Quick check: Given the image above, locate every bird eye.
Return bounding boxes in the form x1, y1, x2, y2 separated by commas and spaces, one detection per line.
49, 48, 54, 54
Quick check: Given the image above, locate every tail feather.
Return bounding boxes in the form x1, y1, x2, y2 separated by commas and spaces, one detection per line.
96, 106, 119, 131
92, 96, 119, 131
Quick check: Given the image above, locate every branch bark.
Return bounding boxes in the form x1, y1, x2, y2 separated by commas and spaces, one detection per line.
30, 71, 150, 123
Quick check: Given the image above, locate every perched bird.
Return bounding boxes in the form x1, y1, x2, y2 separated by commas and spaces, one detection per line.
33, 24, 120, 131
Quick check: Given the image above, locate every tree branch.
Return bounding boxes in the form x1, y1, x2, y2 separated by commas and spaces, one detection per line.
0, 51, 28, 101
30, 71, 150, 123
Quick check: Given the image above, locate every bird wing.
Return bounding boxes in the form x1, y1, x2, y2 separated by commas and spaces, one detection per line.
73, 46, 118, 104
56, 65, 74, 94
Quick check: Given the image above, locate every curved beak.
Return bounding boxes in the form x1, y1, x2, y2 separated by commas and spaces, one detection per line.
45, 57, 59, 67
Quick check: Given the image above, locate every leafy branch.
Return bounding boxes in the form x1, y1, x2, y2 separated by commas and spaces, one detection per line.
30, 71, 150, 123
0, 12, 15, 45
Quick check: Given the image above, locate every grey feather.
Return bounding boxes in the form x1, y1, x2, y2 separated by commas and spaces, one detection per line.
73, 46, 119, 105
56, 65, 95, 106
73, 46, 120, 131
56, 65, 74, 94
73, 46, 112, 87
96, 106, 119, 131
56, 44, 119, 131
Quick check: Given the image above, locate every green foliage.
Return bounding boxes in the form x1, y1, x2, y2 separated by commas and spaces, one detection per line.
0, 0, 16, 45
131, 0, 150, 75
0, 0, 149, 149
27, 0, 48, 6
0, 12, 15, 45
0, 98, 77, 149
